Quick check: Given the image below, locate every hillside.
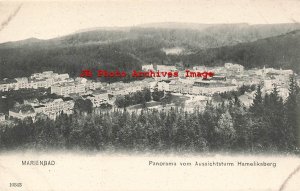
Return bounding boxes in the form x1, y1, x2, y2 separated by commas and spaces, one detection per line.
174, 30, 300, 73
0, 23, 300, 79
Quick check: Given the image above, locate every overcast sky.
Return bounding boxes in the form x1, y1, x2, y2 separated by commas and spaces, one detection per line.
0, 0, 300, 43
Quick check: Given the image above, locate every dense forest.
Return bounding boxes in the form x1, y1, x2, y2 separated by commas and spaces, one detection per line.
114, 88, 166, 108
173, 30, 300, 73
1, 23, 300, 79
0, 88, 61, 114
0, 43, 143, 80
0, 77, 299, 154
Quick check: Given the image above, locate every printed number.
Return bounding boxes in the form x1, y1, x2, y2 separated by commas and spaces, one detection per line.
9, 183, 22, 187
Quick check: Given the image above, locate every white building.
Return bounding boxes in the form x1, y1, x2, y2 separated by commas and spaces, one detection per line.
193, 66, 206, 71
0, 113, 5, 122
31, 71, 57, 80
108, 87, 128, 96
0, 71, 70, 92
192, 85, 238, 96
156, 65, 177, 71
142, 64, 155, 71
29, 79, 49, 89
278, 87, 289, 100
264, 75, 289, 91
51, 82, 85, 96
157, 81, 170, 91
169, 81, 193, 94
85, 80, 102, 90
30, 71, 70, 87
0, 79, 17, 92
239, 92, 255, 107
14, 77, 29, 90
9, 104, 36, 121
33, 98, 75, 119
55, 73, 69, 80
225, 63, 244, 74
85, 91, 109, 107
192, 80, 238, 95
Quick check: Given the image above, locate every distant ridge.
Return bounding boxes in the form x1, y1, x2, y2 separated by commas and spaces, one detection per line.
0, 37, 42, 46
177, 29, 300, 73
137, 22, 249, 29
73, 22, 300, 34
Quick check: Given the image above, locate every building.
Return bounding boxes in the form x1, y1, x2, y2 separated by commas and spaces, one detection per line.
157, 81, 170, 91
192, 85, 238, 96
278, 87, 289, 100
108, 87, 128, 96
192, 80, 237, 95
51, 82, 85, 96
30, 71, 70, 87
85, 90, 109, 107
0, 78, 17, 92
31, 71, 55, 79
156, 65, 177, 71
211, 76, 226, 81
193, 80, 228, 88
0, 113, 5, 122
55, 73, 69, 80
193, 66, 206, 71
24, 98, 40, 106
264, 75, 289, 91
9, 104, 36, 121
263, 67, 293, 75
33, 98, 75, 119
225, 63, 244, 75
30, 71, 68, 80
239, 92, 255, 107
85, 80, 102, 90
28, 79, 49, 89
192, 66, 216, 72
125, 81, 149, 93
0, 71, 70, 92
14, 77, 29, 90
169, 81, 193, 94
142, 64, 155, 71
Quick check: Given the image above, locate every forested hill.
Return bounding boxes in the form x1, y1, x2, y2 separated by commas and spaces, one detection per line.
0, 23, 300, 79
174, 30, 300, 73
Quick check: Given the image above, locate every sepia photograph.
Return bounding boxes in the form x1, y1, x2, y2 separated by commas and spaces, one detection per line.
0, 0, 300, 190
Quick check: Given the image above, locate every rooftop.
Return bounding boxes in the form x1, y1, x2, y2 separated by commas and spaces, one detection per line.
34, 105, 45, 108
40, 98, 63, 104
93, 89, 107, 95
62, 97, 73, 101
52, 81, 83, 87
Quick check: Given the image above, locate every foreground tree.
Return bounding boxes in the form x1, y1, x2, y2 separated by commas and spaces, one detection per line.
284, 75, 300, 150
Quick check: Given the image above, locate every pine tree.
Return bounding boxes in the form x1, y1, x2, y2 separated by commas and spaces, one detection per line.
217, 110, 236, 150
250, 85, 263, 115
284, 75, 299, 150
233, 94, 241, 107
261, 85, 285, 151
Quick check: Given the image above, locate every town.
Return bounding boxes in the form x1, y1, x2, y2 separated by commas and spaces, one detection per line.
0, 63, 298, 124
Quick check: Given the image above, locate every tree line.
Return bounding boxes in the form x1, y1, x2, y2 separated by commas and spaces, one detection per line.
114, 88, 164, 108
0, 76, 299, 153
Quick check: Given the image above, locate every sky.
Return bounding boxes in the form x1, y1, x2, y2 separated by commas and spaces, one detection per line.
0, 0, 300, 43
